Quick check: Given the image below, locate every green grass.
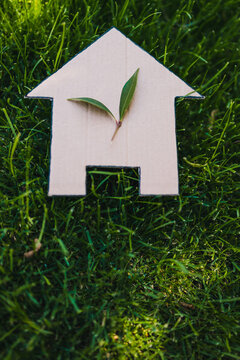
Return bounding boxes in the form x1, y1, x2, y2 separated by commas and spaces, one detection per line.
0, 0, 240, 358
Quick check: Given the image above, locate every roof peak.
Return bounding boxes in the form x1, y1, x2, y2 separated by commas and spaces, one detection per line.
26, 27, 203, 99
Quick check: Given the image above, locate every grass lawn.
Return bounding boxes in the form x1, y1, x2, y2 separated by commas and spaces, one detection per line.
0, 0, 240, 358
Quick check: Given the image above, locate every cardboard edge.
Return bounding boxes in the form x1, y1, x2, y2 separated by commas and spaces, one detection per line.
24, 95, 53, 100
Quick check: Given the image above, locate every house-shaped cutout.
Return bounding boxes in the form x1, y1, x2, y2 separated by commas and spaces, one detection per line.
26, 27, 203, 196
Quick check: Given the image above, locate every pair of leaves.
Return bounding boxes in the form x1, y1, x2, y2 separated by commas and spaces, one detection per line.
68, 68, 139, 131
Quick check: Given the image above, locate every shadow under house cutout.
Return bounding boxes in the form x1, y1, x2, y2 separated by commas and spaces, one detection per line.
26, 27, 204, 196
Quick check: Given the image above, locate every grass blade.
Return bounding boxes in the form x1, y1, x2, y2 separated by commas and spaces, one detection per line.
68, 97, 116, 122
10, 132, 21, 177
2, 108, 16, 137
119, 68, 139, 121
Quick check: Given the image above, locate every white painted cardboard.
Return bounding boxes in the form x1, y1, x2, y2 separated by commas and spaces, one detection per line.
26, 27, 204, 196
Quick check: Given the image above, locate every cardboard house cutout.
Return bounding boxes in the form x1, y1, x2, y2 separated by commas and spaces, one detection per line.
26, 27, 203, 196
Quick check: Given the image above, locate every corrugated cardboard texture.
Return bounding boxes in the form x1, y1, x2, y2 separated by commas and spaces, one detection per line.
27, 28, 203, 196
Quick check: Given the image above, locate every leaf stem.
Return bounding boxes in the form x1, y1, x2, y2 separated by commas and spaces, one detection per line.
111, 121, 122, 141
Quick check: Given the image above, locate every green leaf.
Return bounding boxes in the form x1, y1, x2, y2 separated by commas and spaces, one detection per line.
119, 68, 139, 121
67, 97, 116, 121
